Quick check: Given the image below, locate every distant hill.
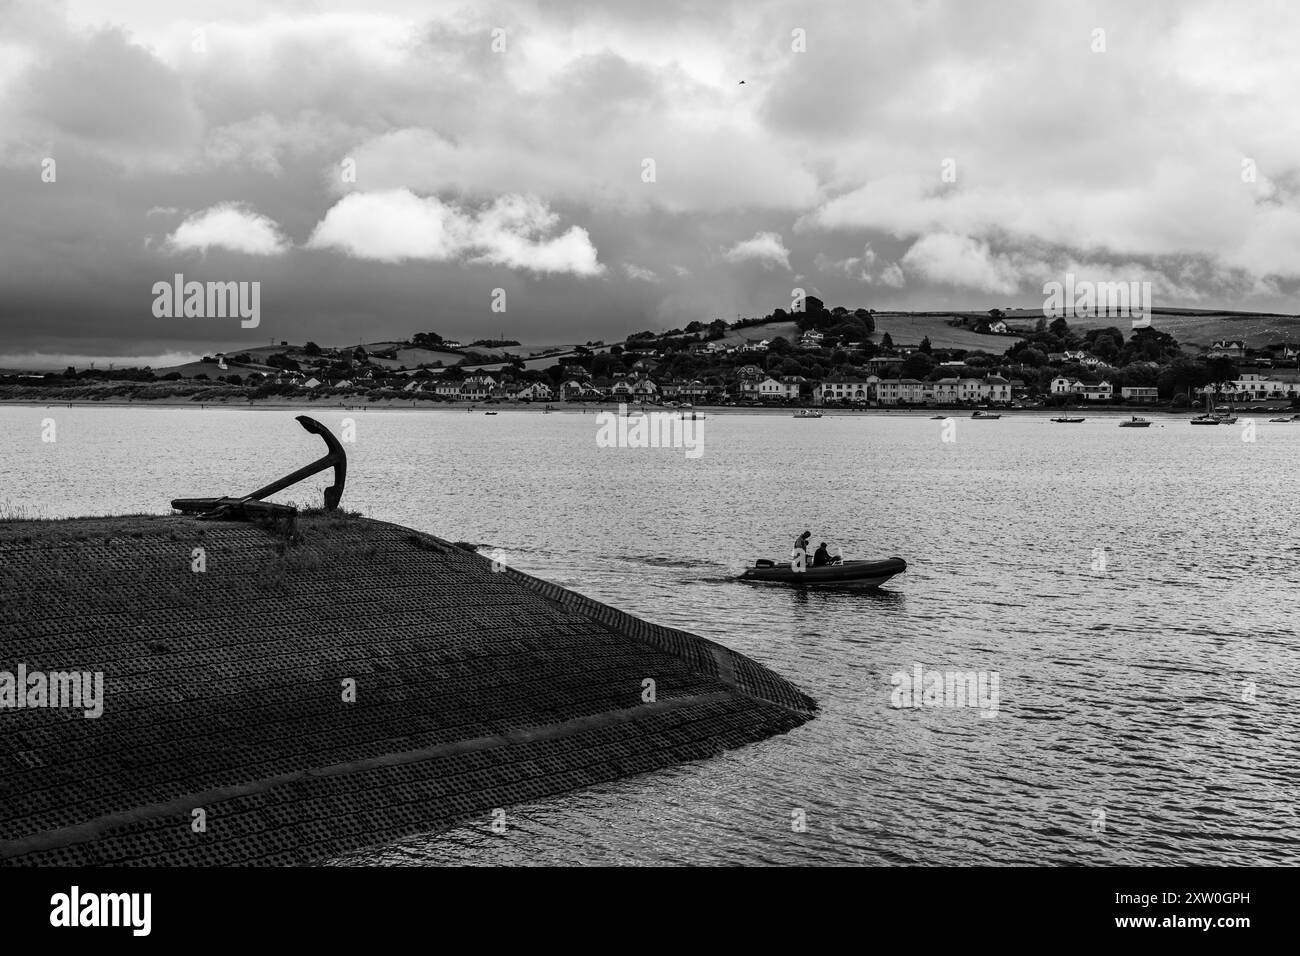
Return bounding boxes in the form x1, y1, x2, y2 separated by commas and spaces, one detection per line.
999, 308, 1300, 348
130, 305, 1300, 379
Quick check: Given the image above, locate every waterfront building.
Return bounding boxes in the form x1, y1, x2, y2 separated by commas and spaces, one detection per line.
875, 378, 934, 405
757, 376, 799, 401
814, 378, 872, 405
631, 377, 659, 400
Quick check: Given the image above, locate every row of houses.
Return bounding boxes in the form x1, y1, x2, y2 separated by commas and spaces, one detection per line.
799, 375, 1022, 405
1193, 372, 1300, 402
1049, 378, 1164, 402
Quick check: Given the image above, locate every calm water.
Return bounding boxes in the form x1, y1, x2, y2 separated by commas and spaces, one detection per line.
3, 404, 1298, 865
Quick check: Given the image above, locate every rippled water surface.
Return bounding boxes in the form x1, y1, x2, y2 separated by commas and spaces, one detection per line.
3, 405, 1298, 865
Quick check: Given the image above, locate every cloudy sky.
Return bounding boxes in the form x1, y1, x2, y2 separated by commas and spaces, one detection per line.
2, 0, 1298, 367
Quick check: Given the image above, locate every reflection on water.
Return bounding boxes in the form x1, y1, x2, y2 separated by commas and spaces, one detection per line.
2, 405, 1297, 865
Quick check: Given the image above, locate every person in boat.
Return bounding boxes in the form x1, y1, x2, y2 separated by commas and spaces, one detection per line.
793, 531, 812, 564
813, 542, 832, 567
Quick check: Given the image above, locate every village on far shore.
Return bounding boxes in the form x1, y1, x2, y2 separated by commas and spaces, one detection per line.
4, 297, 1300, 410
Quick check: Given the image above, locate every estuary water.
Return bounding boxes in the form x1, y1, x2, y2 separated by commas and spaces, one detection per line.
2, 404, 1297, 865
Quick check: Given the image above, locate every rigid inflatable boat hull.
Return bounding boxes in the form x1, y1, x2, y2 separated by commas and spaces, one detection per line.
739, 557, 907, 590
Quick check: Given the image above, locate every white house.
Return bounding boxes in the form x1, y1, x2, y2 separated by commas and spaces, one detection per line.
301, 377, 321, 389
984, 376, 1011, 403
757, 376, 799, 401
1120, 386, 1159, 404
435, 381, 462, 398
874, 378, 934, 405
1207, 340, 1247, 360
460, 375, 495, 400
1051, 377, 1112, 400
815, 378, 872, 404
1051, 376, 1080, 394
512, 382, 552, 401
933, 377, 985, 403
630, 377, 659, 400
928, 376, 1009, 404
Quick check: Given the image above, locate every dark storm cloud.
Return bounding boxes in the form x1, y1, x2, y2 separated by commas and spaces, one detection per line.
1, 0, 1298, 368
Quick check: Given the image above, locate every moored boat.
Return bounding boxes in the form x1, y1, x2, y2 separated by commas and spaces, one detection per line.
1051, 416, 1085, 423
971, 410, 1001, 419
1119, 416, 1150, 427
793, 409, 823, 418
1192, 393, 1235, 425
739, 556, 906, 590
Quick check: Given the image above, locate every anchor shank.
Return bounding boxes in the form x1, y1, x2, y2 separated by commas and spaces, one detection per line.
243, 453, 337, 504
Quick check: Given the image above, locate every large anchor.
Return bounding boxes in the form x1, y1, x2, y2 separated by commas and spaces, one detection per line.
171, 415, 347, 521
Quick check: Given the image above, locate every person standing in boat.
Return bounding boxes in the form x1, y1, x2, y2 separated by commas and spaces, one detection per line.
792, 531, 812, 569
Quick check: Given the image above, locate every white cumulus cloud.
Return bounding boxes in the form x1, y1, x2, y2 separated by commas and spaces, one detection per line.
164, 202, 290, 255
723, 231, 791, 270
900, 234, 1021, 295
306, 190, 604, 275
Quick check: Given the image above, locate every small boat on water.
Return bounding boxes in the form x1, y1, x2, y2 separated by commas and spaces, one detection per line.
930, 415, 947, 420
793, 409, 823, 419
485, 411, 498, 415
739, 556, 906, 590
1119, 416, 1151, 427
1192, 394, 1236, 425
971, 410, 1001, 419
1268, 414, 1300, 422
1051, 417, 1085, 423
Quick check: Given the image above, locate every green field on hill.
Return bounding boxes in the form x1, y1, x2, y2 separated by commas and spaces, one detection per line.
1002, 309, 1300, 348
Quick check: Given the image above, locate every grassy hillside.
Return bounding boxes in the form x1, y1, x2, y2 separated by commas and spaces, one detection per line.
1001, 309, 1300, 348
870, 313, 1024, 352
721, 315, 1021, 353
717, 321, 800, 347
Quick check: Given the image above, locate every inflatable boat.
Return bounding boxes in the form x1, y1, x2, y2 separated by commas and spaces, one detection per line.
739, 556, 907, 590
